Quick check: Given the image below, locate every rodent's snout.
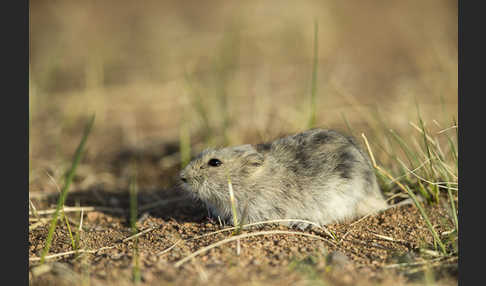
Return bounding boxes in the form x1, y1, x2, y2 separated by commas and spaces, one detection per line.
179, 171, 188, 183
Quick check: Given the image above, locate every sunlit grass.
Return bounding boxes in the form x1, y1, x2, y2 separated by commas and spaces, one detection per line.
362, 112, 458, 256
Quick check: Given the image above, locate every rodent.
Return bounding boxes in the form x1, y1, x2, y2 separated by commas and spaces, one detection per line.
179, 128, 389, 226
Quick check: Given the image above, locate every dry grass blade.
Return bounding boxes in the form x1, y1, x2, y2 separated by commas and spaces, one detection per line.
29, 199, 39, 218
438, 160, 458, 180
384, 256, 457, 269
157, 239, 184, 256
437, 125, 458, 134
123, 226, 157, 242
395, 158, 458, 191
174, 230, 333, 267
370, 233, 402, 242
385, 192, 410, 203
79, 208, 84, 231
34, 206, 125, 215
31, 246, 117, 261
29, 219, 50, 231
241, 219, 336, 239
157, 218, 336, 256
389, 158, 430, 184
194, 219, 335, 242
409, 121, 437, 147
73, 207, 84, 255
227, 176, 242, 253
227, 176, 239, 228
30, 226, 156, 262
31, 250, 86, 262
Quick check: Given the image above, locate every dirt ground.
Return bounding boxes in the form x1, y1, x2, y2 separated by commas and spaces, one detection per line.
28, 139, 458, 286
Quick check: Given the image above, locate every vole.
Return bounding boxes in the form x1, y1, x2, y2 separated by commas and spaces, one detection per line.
179, 128, 389, 226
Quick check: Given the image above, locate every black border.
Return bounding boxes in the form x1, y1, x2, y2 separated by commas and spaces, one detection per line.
2, 0, 29, 284
458, 0, 479, 285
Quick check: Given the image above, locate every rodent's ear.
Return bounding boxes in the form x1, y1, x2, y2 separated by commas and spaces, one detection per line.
242, 152, 264, 167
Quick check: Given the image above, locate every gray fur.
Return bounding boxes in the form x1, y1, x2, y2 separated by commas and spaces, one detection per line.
179, 129, 388, 226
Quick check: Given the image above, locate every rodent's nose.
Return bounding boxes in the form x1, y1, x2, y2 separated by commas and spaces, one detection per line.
180, 172, 188, 183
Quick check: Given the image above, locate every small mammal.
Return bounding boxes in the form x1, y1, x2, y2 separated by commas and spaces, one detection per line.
179, 128, 388, 226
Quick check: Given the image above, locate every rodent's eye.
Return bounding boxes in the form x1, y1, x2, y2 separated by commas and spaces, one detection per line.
207, 158, 223, 167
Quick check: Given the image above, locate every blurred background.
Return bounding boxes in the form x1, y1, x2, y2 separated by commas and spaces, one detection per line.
29, 0, 457, 192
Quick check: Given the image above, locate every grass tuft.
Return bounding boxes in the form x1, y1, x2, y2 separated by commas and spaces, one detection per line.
45, 171, 77, 251
40, 114, 95, 264
361, 118, 458, 256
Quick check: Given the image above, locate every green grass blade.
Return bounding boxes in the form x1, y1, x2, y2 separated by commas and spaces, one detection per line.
417, 114, 434, 177
389, 129, 421, 170
130, 169, 138, 234
184, 72, 212, 143
40, 114, 95, 264
447, 183, 458, 233
445, 133, 458, 166
62, 210, 76, 250
443, 118, 458, 166
129, 169, 141, 284
341, 113, 354, 137
308, 20, 319, 128
179, 122, 191, 169
403, 185, 446, 254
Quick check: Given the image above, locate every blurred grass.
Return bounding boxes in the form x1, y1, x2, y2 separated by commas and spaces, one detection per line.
129, 168, 141, 284
29, 3, 457, 150
289, 255, 327, 286
179, 119, 192, 169
307, 20, 319, 129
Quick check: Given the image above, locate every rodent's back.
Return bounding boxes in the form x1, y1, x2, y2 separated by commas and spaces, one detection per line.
256, 129, 374, 182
